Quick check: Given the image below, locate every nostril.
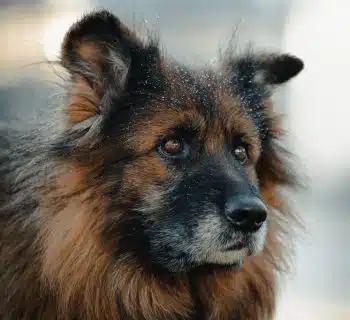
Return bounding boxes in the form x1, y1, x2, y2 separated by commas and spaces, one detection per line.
226, 210, 248, 225
228, 209, 266, 230
254, 220, 264, 227
254, 211, 267, 226
231, 219, 249, 228
225, 196, 267, 232
251, 210, 267, 229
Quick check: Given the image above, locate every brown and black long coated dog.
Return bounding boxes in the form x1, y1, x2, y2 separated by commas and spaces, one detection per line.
0, 10, 304, 320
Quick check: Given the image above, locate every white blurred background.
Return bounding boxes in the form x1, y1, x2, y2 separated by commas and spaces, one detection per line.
1, 1, 349, 319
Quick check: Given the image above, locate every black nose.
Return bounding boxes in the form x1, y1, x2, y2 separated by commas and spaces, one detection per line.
225, 195, 267, 232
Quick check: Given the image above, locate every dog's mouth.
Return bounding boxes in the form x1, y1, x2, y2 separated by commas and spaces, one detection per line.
196, 261, 244, 273
224, 241, 246, 251
147, 211, 268, 272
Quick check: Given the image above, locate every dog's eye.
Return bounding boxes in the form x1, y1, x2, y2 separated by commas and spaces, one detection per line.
233, 145, 248, 164
163, 139, 183, 154
159, 137, 186, 157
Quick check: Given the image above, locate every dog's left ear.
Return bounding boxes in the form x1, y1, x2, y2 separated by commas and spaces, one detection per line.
258, 54, 304, 85
223, 53, 304, 139
225, 53, 304, 97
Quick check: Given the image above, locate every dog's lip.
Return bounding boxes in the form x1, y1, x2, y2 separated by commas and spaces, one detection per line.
223, 242, 247, 251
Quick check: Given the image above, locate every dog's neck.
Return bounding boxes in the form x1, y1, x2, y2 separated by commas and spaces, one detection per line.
110, 246, 278, 320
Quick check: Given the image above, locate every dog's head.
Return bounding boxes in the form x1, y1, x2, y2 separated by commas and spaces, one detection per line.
57, 10, 303, 272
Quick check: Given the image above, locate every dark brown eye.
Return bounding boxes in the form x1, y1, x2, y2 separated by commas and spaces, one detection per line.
161, 138, 184, 155
234, 145, 248, 163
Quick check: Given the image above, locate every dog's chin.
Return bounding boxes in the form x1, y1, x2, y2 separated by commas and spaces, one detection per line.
150, 220, 268, 273
160, 247, 253, 273
160, 236, 266, 273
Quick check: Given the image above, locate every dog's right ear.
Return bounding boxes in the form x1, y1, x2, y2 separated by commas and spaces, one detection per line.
61, 10, 161, 125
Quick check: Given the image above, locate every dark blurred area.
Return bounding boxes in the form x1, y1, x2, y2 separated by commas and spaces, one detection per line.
1, 1, 349, 319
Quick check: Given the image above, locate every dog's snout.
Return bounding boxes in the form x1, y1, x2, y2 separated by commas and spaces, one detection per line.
225, 195, 267, 232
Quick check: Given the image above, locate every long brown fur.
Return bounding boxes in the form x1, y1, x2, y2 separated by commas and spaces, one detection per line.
0, 9, 303, 320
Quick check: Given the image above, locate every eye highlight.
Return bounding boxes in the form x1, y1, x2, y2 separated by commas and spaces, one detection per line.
162, 138, 183, 155
233, 145, 248, 164
158, 136, 189, 159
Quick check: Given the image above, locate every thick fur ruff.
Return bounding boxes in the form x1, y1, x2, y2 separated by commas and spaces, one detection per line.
0, 10, 304, 320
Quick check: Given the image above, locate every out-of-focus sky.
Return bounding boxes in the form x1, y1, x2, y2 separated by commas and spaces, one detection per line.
0, 1, 349, 319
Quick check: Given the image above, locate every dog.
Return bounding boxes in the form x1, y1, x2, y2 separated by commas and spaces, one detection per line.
0, 10, 304, 319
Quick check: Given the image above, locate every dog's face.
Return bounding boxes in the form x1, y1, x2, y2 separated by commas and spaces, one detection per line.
58, 11, 303, 272
127, 105, 267, 272
108, 90, 267, 272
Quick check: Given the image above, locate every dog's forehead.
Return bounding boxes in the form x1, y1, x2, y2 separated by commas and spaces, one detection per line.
163, 63, 268, 140
163, 65, 255, 124
163, 64, 216, 113
125, 76, 259, 154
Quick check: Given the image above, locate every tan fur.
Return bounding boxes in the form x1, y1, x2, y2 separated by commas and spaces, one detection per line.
1, 10, 302, 320
28, 104, 292, 319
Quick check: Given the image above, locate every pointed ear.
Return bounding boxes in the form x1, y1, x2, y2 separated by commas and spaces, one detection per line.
260, 54, 304, 84
61, 10, 160, 125
225, 52, 304, 98
222, 52, 303, 140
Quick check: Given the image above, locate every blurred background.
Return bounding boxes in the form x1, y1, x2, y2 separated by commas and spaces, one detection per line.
1, 0, 349, 319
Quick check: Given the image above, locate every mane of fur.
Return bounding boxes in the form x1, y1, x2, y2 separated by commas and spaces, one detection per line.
0, 110, 299, 320
0, 10, 301, 320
